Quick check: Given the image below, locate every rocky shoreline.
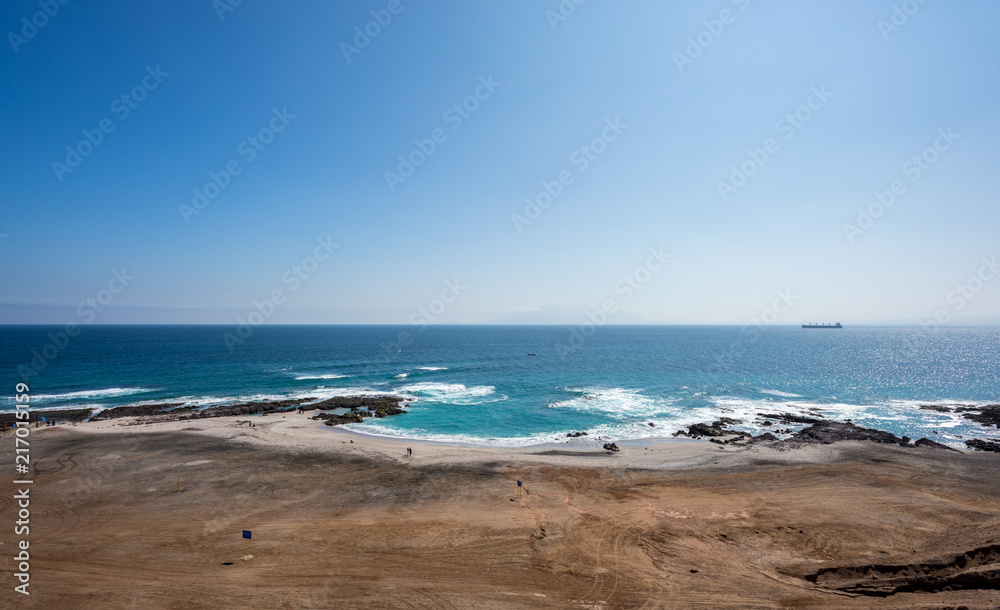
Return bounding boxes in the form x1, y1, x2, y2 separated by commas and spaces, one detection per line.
673, 405, 1000, 453
5, 397, 999, 452
0, 395, 409, 427
309, 396, 407, 425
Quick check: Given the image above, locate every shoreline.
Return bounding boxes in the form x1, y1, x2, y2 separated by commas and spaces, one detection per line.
7, 415, 1000, 607
23, 411, 984, 473
16, 397, 999, 454
6, 392, 998, 452
59, 413, 739, 470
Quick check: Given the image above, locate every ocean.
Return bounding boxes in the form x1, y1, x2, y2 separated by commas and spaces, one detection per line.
2, 325, 998, 447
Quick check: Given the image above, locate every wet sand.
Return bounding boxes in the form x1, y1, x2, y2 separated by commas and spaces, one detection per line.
3, 415, 999, 608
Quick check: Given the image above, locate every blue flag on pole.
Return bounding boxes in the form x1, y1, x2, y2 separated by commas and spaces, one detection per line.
242, 530, 251, 539
517, 480, 522, 487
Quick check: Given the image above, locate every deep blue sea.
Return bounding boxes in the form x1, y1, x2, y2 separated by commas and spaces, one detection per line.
2, 325, 998, 447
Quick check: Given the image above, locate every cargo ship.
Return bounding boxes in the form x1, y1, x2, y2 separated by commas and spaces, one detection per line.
802, 322, 843, 329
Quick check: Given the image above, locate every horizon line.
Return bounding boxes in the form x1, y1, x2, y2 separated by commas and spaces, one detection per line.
2, 322, 998, 327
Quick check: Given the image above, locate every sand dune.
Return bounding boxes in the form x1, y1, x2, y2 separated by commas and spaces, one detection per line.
3, 416, 999, 608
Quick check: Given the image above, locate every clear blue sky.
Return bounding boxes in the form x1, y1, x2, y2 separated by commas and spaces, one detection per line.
1, 0, 998, 325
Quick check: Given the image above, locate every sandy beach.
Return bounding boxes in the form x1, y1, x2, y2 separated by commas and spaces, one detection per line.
4, 414, 1000, 608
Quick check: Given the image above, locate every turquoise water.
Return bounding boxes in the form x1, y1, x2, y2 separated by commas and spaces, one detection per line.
2, 325, 998, 446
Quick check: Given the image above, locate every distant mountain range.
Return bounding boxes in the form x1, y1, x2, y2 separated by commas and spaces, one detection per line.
1, 303, 998, 326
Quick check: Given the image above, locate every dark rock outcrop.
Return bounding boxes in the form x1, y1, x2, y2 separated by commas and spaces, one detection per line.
0, 408, 94, 424
685, 418, 745, 438
758, 412, 824, 425
308, 396, 403, 412
789, 544, 1000, 596
91, 403, 191, 421
913, 438, 960, 452
918, 404, 955, 413
372, 406, 406, 418
958, 405, 1000, 429
790, 422, 911, 446
746, 432, 780, 445
603, 442, 620, 452
566, 431, 588, 438
966, 439, 1000, 453
321, 412, 366, 425
178, 398, 317, 420
310, 396, 408, 426
688, 422, 727, 437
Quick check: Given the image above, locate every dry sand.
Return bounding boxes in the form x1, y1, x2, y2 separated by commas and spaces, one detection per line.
3, 414, 999, 608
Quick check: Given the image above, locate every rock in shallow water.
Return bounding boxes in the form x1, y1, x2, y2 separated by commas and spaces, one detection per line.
965, 439, 1000, 453
958, 405, 1000, 429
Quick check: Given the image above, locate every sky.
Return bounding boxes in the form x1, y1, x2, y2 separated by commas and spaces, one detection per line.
1, 0, 998, 325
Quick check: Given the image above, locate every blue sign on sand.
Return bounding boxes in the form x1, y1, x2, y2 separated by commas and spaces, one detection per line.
517, 480, 522, 487
242, 530, 251, 539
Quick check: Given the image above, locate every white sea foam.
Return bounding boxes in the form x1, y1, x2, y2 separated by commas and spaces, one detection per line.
31, 387, 153, 402
395, 373, 408, 379
342, 392, 994, 448
693, 397, 993, 447
342, 421, 576, 447
758, 389, 802, 398
294, 374, 348, 380
416, 367, 447, 371
114, 388, 392, 411
174, 395, 239, 407
549, 388, 677, 419
302, 387, 393, 400
21, 403, 111, 413
395, 382, 502, 405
